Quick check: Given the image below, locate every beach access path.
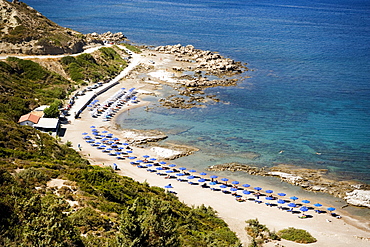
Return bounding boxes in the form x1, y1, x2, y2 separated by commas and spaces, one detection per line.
65, 45, 142, 122
61, 48, 370, 247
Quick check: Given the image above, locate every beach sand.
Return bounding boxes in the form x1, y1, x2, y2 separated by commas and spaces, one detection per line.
62, 47, 370, 246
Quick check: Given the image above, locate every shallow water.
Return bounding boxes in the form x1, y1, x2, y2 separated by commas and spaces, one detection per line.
24, 0, 370, 219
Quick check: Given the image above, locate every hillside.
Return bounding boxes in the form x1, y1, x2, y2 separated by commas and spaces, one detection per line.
0, 0, 125, 55
0, 1, 241, 246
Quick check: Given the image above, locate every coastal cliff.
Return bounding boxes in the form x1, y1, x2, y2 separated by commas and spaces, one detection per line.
0, 0, 126, 55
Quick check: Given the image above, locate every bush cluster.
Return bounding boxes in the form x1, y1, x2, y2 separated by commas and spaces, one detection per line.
277, 227, 317, 243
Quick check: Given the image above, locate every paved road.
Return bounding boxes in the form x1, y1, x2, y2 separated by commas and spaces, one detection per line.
0, 43, 142, 122
64, 45, 142, 122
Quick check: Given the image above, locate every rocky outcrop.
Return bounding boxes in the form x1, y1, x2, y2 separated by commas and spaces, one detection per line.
85, 31, 126, 44
207, 162, 370, 208
155, 44, 247, 76
0, 0, 86, 55
119, 129, 168, 145
345, 190, 370, 208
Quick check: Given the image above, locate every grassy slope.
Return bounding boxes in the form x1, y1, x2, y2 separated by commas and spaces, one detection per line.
0, 48, 240, 247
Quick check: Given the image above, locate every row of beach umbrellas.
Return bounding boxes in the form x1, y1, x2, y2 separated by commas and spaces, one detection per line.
82, 129, 336, 213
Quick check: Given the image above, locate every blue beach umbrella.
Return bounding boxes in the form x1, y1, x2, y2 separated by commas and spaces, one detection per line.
243, 190, 251, 195
143, 155, 150, 158
188, 169, 196, 173
287, 203, 297, 208
102, 138, 109, 141
230, 187, 238, 192
156, 167, 163, 170
219, 184, 227, 189
166, 170, 174, 173
136, 160, 144, 163
254, 187, 262, 191
95, 142, 102, 145
176, 173, 185, 176
99, 145, 106, 148
168, 164, 176, 167
128, 156, 137, 160
277, 199, 286, 204
232, 181, 240, 185
150, 158, 157, 161
123, 143, 129, 145
92, 132, 100, 135
146, 164, 153, 167
210, 175, 218, 179
327, 207, 336, 212
199, 172, 207, 176
113, 137, 119, 141
278, 193, 286, 196
243, 184, 251, 188
102, 130, 108, 133
159, 161, 167, 165
187, 176, 195, 179
209, 182, 217, 185
198, 178, 206, 183
314, 203, 322, 207
265, 190, 273, 194
300, 206, 309, 212
82, 132, 88, 135
126, 150, 133, 153
221, 178, 229, 182
302, 200, 310, 204
265, 196, 274, 200
92, 129, 98, 132
164, 185, 173, 189
90, 126, 96, 128
106, 148, 113, 151
83, 136, 92, 139
290, 196, 298, 201
179, 167, 187, 170
115, 152, 121, 155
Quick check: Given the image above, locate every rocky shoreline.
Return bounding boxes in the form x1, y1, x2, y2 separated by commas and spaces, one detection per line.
207, 162, 370, 208
150, 44, 249, 109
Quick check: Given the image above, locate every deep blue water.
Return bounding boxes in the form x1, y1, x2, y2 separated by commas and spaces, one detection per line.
24, 0, 370, 184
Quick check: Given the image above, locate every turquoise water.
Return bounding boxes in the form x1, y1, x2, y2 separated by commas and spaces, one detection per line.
24, 0, 370, 183
24, 0, 370, 217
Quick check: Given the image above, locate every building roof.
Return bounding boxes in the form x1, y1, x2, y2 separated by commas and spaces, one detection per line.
34, 118, 59, 129
34, 105, 49, 111
18, 113, 41, 124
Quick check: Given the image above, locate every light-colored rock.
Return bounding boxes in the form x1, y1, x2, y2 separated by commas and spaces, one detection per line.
345, 190, 370, 208
150, 146, 183, 160
268, 171, 303, 183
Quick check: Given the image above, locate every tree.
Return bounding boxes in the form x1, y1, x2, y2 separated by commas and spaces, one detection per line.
117, 200, 148, 247
43, 100, 61, 118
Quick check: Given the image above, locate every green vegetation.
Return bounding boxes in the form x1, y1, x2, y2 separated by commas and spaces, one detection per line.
0, 58, 71, 122
122, 43, 142, 53
61, 47, 127, 83
245, 219, 280, 246
0, 42, 240, 246
277, 227, 317, 244
1, 1, 85, 48
43, 100, 62, 118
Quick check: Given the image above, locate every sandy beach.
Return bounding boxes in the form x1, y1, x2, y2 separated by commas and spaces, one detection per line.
62, 47, 370, 247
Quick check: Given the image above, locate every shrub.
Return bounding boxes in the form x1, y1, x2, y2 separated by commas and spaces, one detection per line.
277, 227, 316, 243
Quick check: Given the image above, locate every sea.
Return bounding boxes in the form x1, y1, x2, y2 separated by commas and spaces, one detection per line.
24, 0, 370, 219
